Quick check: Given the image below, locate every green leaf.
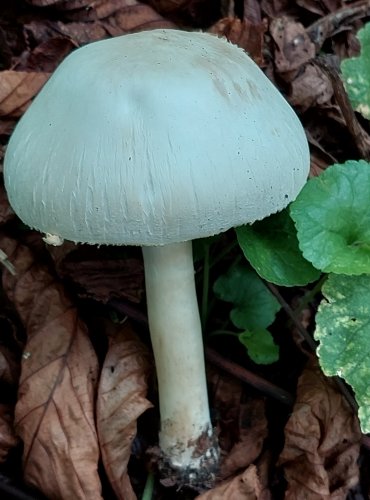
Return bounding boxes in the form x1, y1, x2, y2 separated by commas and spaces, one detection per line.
290, 160, 370, 274
239, 328, 279, 364
213, 263, 281, 330
341, 23, 370, 119
315, 273, 370, 433
236, 210, 321, 286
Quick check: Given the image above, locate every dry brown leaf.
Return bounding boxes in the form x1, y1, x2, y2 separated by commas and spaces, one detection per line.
61, 256, 144, 303
48, 243, 144, 304
278, 358, 361, 499
97, 321, 152, 500
26, 20, 109, 45
103, 2, 176, 34
56, 0, 92, 7
210, 368, 244, 451
146, 0, 216, 26
1, 235, 102, 500
60, 0, 130, 20
244, 0, 262, 23
26, 0, 65, 5
290, 63, 334, 111
0, 404, 18, 463
24, 19, 108, 46
209, 17, 266, 66
146, 0, 190, 13
260, 0, 290, 17
209, 369, 268, 480
0, 70, 50, 118
270, 16, 315, 78
59, 0, 156, 22
220, 399, 267, 479
297, 0, 343, 16
196, 464, 269, 500
55, 21, 109, 43
15, 37, 76, 72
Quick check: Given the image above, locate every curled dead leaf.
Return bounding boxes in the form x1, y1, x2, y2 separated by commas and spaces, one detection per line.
296, 0, 342, 16
63, 257, 144, 303
0, 70, 50, 118
55, 0, 166, 23
209, 369, 268, 480
102, 2, 176, 33
97, 321, 152, 500
220, 399, 267, 479
25, 19, 110, 45
72, 256, 144, 303
289, 63, 333, 111
278, 358, 361, 499
270, 16, 315, 78
196, 464, 270, 500
59, 0, 133, 20
209, 17, 266, 66
15, 37, 76, 72
1, 235, 102, 500
145, 0, 216, 26
24, 19, 98, 46
146, 0, 190, 13
49, 243, 144, 304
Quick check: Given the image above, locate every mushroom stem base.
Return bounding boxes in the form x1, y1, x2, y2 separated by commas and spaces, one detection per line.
159, 424, 219, 490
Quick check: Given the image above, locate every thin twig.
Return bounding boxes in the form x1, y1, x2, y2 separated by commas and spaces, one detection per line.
205, 347, 294, 406
264, 282, 317, 351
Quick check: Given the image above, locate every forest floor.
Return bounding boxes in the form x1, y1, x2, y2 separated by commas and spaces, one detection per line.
1, 0, 370, 499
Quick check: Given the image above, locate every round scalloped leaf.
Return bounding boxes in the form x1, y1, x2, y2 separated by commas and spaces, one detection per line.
213, 263, 281, 330
341, 23, 370, 119
315, 273, 370, 433
290, 160, 370, 274
239, 328, 279, 365
236, 210, 320, 286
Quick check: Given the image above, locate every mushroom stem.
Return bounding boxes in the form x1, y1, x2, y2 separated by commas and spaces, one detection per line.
142, 242, 218, 482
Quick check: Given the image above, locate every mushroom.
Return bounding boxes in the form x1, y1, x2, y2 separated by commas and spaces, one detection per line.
4, 29, 310, 486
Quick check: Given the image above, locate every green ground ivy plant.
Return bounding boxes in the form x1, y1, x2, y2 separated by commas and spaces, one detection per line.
213, 263, 281, 364
212, 22, 370, 433
290, 160, 370, 433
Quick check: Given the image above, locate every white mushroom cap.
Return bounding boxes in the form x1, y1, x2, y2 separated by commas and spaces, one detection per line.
4, 29, 309, 246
